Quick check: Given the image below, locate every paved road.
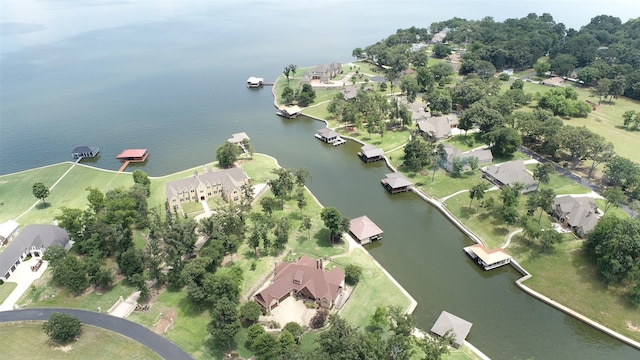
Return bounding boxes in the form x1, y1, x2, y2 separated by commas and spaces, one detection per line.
0, 308, 192, 360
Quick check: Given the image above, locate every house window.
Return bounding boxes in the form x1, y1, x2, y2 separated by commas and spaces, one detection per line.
172, 199, 176, 202
191, 189, 195, 193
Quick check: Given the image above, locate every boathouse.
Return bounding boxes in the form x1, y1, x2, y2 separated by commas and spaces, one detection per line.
71, 146, 100, 159
430, 310, 473, 348
349, 215, 383, 245
381, 172, 412, 194
228, 132, 250, 145
358, 144, 384, 163
464, 244, 512, 270
247, 77, 264, 87
315, 128, 346, 146
116, 149, 148, 162
276, 105, 302, 119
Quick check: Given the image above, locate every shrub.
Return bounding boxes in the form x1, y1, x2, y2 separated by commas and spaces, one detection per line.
344, 264, 363, 285
309, 309, 328, 329
239, 301, 262, 324
42, 312, 82, 343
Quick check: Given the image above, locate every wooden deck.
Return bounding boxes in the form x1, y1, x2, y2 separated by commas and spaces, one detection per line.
117, 153, 149, 172
118, 161, 131, 172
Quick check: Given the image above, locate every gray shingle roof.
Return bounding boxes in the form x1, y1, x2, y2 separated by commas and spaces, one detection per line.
0, 225, 69, 276
553, 195, 600, 233
430, 310, 473, 347
165, 167, 249, 201
361, 144, 384, 158
482, 160, 536, 188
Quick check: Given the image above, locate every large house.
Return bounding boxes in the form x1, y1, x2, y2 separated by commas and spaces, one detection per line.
300, 63, 342, 85
415, 115, 459, 141
481, 160, 537, 193
552, 195, 600, 238
441, 144, 493, 173
254, 255, 345, 311
0, 224, 70, 281
165, 167, 250, 214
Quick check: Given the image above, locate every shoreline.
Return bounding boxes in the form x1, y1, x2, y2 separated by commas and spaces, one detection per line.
274, 75, 640, 350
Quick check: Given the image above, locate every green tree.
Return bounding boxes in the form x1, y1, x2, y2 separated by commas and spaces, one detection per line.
432, 43, 451, 58
260, 196, 277, 217
593, 78, 612, 105
369, 306, 388, 330
282, 322, 304, 343
485, 127, 521, 157
469, 182, 490, 209
536, 188, 556, 224
344, 264, 363, 285
534, 60, 551, 77
118, 247, 144, 278
425, 88, 452, 115
295, 188, 307, 214
32, 182, 50, 206
301, 215, 312, 240
239, 301, 262, 324
216, 142, 240, 168
281, 86, 295, 104
268, 168, 295, 206
320, 207, 349, 243
132, 170, 151, 196
246, 323, 266, 350
403, 137, 431, 171
539, 227, 562, 253
253, 332, 278, 359
603, 187, 626, 213
532, 162, 553, 190
42, 312, 82, 343
298, 84, 316, 106
207, 298, 241, 350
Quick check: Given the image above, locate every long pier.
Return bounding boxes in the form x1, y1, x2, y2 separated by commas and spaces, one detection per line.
118, 161, 131, 172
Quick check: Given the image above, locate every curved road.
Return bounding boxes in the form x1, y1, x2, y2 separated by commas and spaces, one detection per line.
0, 308, 192, 360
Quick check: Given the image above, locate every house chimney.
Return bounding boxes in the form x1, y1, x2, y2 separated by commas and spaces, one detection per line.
319, 258, 323, 270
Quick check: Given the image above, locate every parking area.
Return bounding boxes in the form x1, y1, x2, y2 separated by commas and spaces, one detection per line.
0, 257, 49, 311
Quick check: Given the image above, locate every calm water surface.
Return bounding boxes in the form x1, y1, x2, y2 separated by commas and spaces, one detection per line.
1, 1, 639, 359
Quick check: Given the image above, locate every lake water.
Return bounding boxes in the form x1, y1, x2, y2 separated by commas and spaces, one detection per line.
1, 1, 639, 359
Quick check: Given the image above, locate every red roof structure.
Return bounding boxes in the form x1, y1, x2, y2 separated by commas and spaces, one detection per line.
116, 149, 148, 160
254, 255, 344, 311
349, 215, 383, 244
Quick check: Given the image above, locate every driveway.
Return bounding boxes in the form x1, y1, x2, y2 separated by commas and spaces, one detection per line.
0, 308, 193, 360
262, 296, 316, 327
0, 257, 49, 311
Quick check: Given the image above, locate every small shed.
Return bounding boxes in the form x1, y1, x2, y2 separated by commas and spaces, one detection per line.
349, 215, 383, 245
464, 244, 512, 270
381, 173, 412, 194
116, 149, 148, 161
71, 146, 100, 159
358, 144, 384, 163
430, 310, 473, 348
247, 77, 264, 87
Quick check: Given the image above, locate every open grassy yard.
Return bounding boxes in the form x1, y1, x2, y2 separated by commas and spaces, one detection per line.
413, 169, 483, 199
525, 163, 591, 195
0, 322, 162, 360
337, 248, 412, 329
0, 163, 134, 225
0, 163, 72, 223
510, 237, 640, 342
517, 81, 640, 163
18, 271, 137, 312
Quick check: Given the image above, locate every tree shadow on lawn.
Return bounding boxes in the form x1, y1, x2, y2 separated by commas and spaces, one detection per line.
177, 295, 207, 318
458, 206, 476, 220
35, 202, 51, 210
205, 336, 239, 360
313, 228, 343, 249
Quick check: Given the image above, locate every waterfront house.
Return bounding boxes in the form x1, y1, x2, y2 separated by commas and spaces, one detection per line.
300, 63, 342, 85
441, 144, 493, 172
0, 224, 70, 281
381, 172, 412, 194
165, 167, 250, 214
254, 255, 345, 311
71, 146, 100, 159
464, 244, 512, 270
358, 144, 385, 163
430, 310, 473, 348
415, 115, 459, 142
349, 215, 383, 245
481, 160, 537, 193
552, 195, 600, 238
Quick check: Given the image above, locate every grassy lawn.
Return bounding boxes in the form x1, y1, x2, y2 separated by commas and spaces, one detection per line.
518, 81, 640, 163
525, 164, 591, 195
337, 248, 412, 329
445, 134, 484, 152
18, 271, 137, 312
340, 125, 411, 153
0, 281, 17, 303
0, 163, 72, 223
510, 237, 640, 342
0, 164, 134, 225
0, 322, 162, 360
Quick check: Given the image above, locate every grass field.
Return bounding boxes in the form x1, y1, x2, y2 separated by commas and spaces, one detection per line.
510, 237, 640, 341
0, 322, 162, 360
0, 281, 17, 303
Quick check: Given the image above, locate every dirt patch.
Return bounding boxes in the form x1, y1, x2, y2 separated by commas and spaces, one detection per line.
53, 344, 73, 352
626, 320, 640, 333
153, 308, 177, 335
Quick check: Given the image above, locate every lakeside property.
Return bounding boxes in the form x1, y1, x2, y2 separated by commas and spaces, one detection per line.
270, 60, 640, 348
